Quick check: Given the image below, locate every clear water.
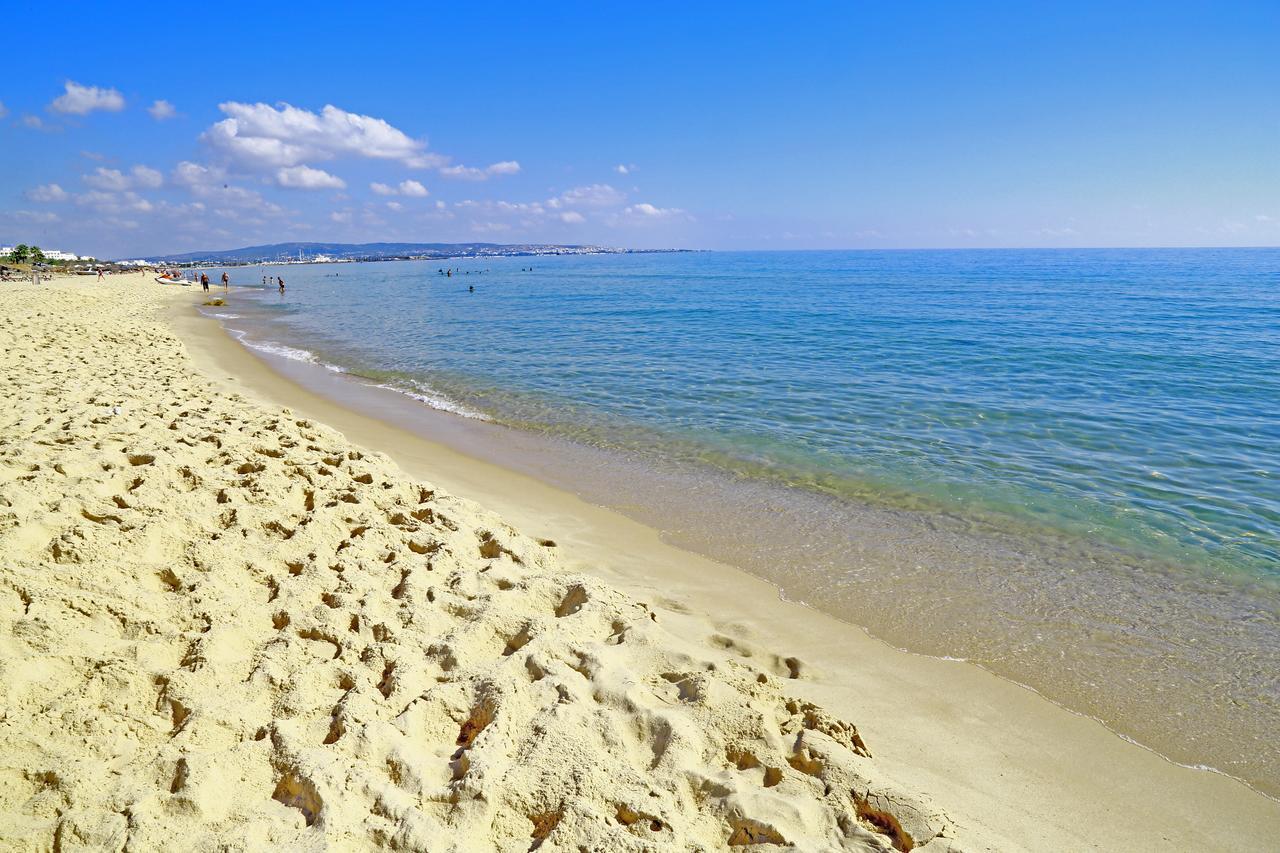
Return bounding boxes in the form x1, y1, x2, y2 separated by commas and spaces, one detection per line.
207, 249, 1280, 793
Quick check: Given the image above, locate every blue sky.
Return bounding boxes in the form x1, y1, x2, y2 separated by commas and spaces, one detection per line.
1, 2, 1276, 258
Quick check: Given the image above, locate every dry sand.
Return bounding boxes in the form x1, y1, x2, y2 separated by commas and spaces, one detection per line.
2, 273, 1277, 851
1, 275, 957, 850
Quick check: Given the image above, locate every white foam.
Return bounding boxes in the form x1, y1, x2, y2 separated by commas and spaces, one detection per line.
212, 312, 243, 319
226, 328, 345, 373
226, 328, 480, 417
372, 382, 490, 421
244, 339, 321, 364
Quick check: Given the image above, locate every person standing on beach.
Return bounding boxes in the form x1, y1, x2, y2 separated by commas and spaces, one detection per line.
278, 277, 285, 294
221, 271, 229, 290
97, 268, 104, 282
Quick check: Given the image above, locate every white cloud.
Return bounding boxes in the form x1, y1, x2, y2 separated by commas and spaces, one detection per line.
548, 183, 626, 209
50, 81, 125, 115
21, 115, 47, 130
203, 101, 445, 170
6, 210, 60, 224
440, 160, 522, 180
76, 190, 154, 214
84, 168, 129, 191
456, 199, 547, 216
398, 179, 429, 197
275, 164, 346, 190
172, 160, 226, 189
26, 183, 69, 202
386, 201, 403, 212
611, 203, 691, 226
83, 165, 164, 191
148, 99, 177, 120
171, 160, 284, 214
370, 179, 429, 197
131, 165, 164, 189
614, 163, 636, 175
626, 203, 681, 217
432, 181, 684, 234
330, 210, 353, 224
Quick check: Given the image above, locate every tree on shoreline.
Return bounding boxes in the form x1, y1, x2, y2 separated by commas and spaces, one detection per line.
8, 244, 29, 264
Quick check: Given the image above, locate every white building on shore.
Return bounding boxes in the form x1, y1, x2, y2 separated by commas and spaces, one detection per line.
1, 246, 83, 261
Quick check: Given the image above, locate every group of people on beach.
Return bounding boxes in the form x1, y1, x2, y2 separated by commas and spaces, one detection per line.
200, 272, 230, 292
196, 272, 285, 294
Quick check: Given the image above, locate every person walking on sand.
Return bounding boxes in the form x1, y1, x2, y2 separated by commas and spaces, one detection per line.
201, 272, 209, 292
97, 268, 104, 282
221, 271, 229, 290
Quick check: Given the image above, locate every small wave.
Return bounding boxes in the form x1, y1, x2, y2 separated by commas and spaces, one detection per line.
227, 329, 345, 373
212, 312, 243, 319
244, 339, 322, 364
223, 328, 480, 418
372, 381, 489, 421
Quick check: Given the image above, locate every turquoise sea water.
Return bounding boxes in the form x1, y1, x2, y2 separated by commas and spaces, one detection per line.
216, 249, 1280, 576
207, 249, 1280, 791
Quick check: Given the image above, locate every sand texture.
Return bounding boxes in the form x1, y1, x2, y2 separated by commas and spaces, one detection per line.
0, 276, 962, 850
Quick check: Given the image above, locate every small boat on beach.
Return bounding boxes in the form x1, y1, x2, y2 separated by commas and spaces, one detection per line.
155, 275, 191, 286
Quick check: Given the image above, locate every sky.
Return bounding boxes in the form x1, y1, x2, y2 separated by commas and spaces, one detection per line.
1, 2, 1277, 258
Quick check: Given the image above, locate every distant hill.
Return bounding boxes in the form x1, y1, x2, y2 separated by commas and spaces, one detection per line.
145, 241, 631, 264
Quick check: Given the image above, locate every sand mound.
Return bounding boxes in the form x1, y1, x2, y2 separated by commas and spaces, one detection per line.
0, 278, 962, 850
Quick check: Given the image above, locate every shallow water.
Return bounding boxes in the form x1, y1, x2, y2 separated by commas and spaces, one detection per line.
207, 249, 1280, 793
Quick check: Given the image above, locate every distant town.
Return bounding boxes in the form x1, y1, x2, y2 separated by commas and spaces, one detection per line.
148, 241, 695, 267
1, 241, 695, 272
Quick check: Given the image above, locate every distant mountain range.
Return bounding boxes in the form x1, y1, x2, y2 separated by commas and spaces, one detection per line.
143, 241, 687, 264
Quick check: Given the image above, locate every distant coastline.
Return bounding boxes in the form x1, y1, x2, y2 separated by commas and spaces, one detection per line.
144, 240, 701, 266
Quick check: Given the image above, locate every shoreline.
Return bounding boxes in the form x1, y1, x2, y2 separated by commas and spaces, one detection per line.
5, 272, 965, 849
167, 276, 1280, 845
197, 277, 1279, 801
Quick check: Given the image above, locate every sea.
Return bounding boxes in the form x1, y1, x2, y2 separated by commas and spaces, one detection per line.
202, 248, 1280, 795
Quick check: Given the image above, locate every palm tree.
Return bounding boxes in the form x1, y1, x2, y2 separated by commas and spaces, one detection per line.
30, 247, 45, 264
9, 244, 29, 264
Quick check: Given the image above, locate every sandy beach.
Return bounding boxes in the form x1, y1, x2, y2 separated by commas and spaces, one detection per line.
2, 273, 1277, 851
